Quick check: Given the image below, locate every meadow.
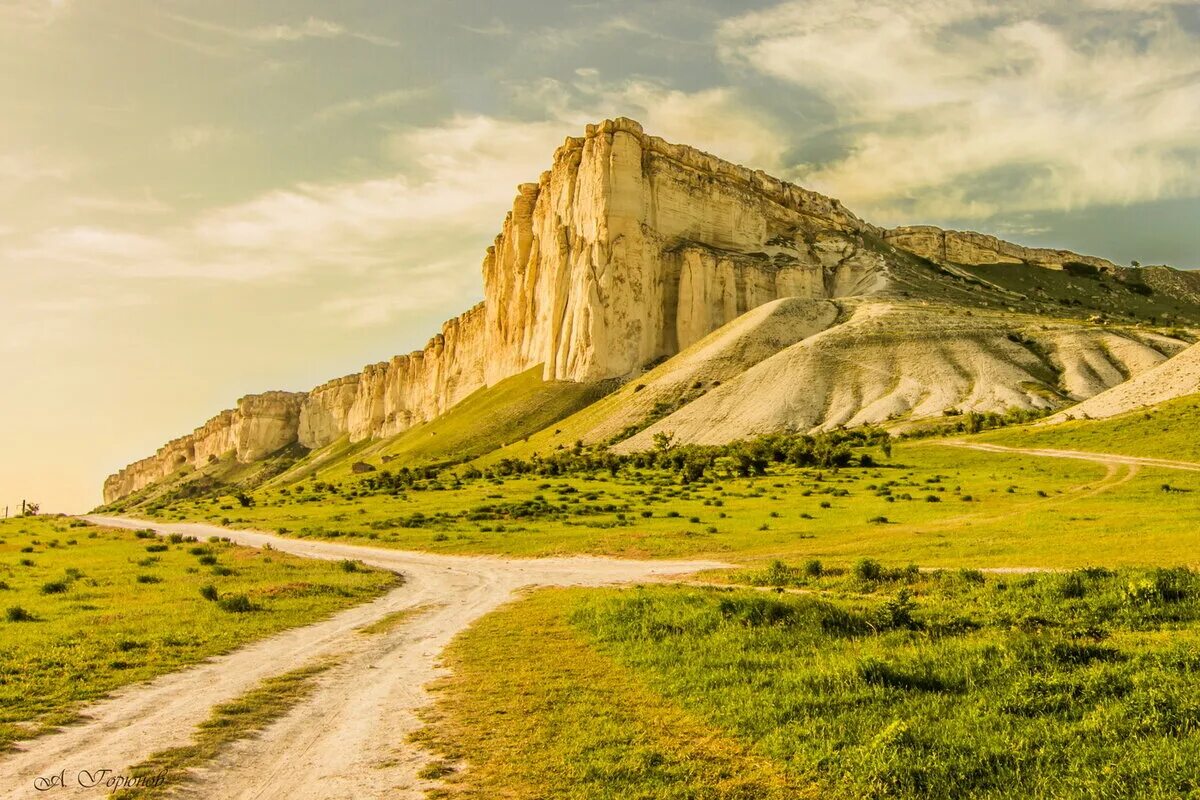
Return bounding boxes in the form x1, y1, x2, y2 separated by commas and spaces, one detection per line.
981, 394, 1200, 462
421, 566, 1200, 799
125, 439, 1200, 569
0, 516, 396, 750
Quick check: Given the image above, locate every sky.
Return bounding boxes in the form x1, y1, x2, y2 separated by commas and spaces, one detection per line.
1, 0, 1198, 513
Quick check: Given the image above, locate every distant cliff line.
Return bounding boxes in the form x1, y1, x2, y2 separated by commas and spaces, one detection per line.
102, 117, 1139, 503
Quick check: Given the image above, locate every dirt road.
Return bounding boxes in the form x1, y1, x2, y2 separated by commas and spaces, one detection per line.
943, 441, 1200, 472
1, 516, 726, 800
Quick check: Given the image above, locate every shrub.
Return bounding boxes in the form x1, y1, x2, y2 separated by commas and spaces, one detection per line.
339, 559, 361, 572
853, 558, 884, 582
41, 581, 68, 595
198, 554, 218, 566
877, 589, 917, 629
199, 584, 219, 601
6, 606, 33, 622
167, 533, 184, 544
803, 559, 824, 577
145, 544, 168, 553
136, 574, 162, 584
762, 560, 797, 586
217, 594, 256, 613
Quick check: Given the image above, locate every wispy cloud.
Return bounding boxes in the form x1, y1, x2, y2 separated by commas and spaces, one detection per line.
168, 124, 234, 152
167, 13, 399, 48
461, 20, 512, 37
309, 88, 430, 125
719, 0, 1200, 222
0, 0, 71, 29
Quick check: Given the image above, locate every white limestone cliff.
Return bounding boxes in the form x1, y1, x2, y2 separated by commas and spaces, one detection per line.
103, 392, 304, 503
101, 117, 1141, 503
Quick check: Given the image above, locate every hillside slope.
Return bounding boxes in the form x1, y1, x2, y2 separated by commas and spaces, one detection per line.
1043, 341, 1200, 423
615, 302, 1184, 448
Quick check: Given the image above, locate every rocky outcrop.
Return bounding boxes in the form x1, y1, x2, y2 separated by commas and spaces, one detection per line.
103, 117, 1176, 503
103, 392, 304, 503
884, 226, 1119, 272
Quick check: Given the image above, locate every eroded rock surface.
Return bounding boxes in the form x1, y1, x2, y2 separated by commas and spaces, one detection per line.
103, 118, 1187, 502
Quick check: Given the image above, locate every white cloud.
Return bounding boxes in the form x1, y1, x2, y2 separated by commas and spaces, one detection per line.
718, 0, 1200, 222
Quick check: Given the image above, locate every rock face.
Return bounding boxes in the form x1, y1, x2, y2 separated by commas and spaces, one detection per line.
103, 392, 304, 503
292, 118, 890, 453
883, 226, 1119, 272
103, 117, 1168, 503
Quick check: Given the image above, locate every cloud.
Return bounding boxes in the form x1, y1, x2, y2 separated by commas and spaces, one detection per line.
499, 75, 790, 173
319, 260, 480, 328
0, 151, 73, 185
5, 116, 568, 289
2, 82, 788, 328
309, 89, 430, 125
0, 0, 70, 28
461, 20, 512, 37
164, 13, 398, 51
242, 16, 398, 47
718, 0, 1200, 222
168, 125, 233, 152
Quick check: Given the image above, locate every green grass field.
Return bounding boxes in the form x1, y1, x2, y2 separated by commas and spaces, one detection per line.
81, 371, 1200, 798
422, 567, 1200, 799
979, 393, 1200, 463
0, 516, 395, 750
123, 439, 1200, 569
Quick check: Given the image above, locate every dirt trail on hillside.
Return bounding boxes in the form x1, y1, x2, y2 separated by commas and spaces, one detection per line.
943, 441, 1200, 472
0, 516, 725, 800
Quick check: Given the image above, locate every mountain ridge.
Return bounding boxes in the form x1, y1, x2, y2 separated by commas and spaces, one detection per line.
102, 118, 1200, 503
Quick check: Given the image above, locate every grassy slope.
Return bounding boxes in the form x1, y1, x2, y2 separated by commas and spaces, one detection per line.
957, 261, 1200, 327
979, 393, 1200, 463
264, 366, 613, 488
424, 575, 1200, 799
0, 516, 395, 749
134, 441, 1200, 568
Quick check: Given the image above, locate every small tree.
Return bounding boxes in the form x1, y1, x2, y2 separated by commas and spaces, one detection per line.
652, 431, 675, 452
20, 502, 39, 517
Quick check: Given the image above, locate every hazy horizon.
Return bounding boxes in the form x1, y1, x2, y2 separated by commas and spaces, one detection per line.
3, 0, 1199, 513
